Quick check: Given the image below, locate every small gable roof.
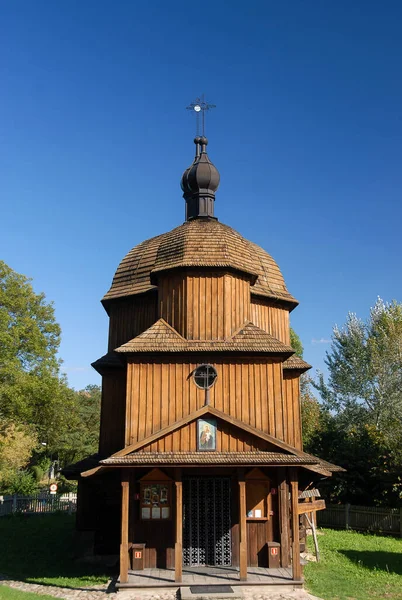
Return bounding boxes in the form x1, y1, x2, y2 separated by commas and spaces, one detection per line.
282, 355, 312, 372
115, 319, 294, 355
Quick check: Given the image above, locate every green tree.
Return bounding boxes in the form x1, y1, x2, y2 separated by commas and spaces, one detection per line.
289, 327, 326, 448
315, 298, 402, 451
55, 385, 101, 465
0, 261, 62, 425
290, 327, 304, 357
0, 420, 38, 489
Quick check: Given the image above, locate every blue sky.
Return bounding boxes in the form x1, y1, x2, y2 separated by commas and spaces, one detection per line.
1, 1, 401, 390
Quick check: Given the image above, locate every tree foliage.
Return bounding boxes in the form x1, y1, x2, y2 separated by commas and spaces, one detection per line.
0, 420, 38, 489
315, 298, 402, 452
0, 261, 101, 492
311, 298, 402, 506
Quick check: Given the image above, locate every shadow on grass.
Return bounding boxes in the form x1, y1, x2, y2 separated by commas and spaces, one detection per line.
340, 550, 402, 575
0, 514, 116, 589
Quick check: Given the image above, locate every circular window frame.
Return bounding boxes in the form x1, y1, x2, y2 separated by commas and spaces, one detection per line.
193, 364, 218, 390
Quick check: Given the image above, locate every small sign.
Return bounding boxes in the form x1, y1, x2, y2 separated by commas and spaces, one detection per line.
134, 551, 142, 559
49, 483, 57, 494
271, 547, 278, 556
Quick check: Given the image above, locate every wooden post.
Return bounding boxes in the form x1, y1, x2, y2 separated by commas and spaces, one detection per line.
400, 507, 402, 538
120, 471, 130, 584
346, 503, 351, 530
175, 469, 183, 583
238, 471, 247, 581
289, 468, 301, 581
278, 468, 290, 567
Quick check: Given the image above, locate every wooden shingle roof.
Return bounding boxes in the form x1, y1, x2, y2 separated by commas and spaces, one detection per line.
91, 351, 124, 374
100, 452, 319, 466
282, 355, 312, 372
102, 220, 297, 308
115, 319, 294, 355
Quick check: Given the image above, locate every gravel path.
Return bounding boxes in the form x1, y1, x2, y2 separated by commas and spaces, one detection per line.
0, 576, 323, 600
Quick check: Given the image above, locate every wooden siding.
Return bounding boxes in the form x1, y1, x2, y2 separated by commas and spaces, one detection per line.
282, 372, 302, 450
125, 359, 295, 448
99, 371, 127, 455
107, 292, 158, 351
158, 270, 250, 340
138, 420, 275, 453
250, 297, 290, 345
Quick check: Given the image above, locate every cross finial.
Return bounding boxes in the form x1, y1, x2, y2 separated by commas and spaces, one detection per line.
186, 95, 216, 137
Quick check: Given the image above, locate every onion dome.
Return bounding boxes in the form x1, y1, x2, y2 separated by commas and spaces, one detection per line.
181, 136, 201, 198
182, 136, 220, 220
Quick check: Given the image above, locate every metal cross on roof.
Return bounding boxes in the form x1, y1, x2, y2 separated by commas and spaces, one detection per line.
186, 95, 216, 137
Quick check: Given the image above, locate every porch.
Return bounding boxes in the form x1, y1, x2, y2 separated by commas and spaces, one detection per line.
116, 565, 303, 589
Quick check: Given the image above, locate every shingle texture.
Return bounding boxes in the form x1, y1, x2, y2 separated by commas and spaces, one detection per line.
115, 319, 294, 355
282, 355, 312, 371
100, 451, 318, 465
103, 219, 298, 306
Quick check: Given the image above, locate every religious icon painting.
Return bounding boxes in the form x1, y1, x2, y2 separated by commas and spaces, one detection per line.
151, 486, 159, 504
197, 418, 217, 451
143, 486, 151, 504
160, 486, 168, 503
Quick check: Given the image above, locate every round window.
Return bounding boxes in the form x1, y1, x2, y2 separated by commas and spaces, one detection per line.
193, 364, 218, 389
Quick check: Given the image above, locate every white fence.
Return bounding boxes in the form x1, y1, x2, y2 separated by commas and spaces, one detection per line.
0, 493, 77, 516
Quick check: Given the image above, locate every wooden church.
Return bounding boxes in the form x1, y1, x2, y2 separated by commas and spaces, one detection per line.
67, 132, 340, 589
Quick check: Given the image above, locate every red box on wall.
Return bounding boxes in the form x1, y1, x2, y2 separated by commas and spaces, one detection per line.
267, 542, 281, 568
131, 543, 146, 570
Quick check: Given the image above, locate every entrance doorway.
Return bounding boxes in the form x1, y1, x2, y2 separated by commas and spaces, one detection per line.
183, 477, 232, 567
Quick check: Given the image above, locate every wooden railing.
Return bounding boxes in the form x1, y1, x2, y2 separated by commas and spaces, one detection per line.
317, 503, 402, 536
0, 493, 77, 516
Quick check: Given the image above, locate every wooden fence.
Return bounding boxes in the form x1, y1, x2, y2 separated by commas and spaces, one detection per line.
317, 503, 402, 536
0, 493, 77, 517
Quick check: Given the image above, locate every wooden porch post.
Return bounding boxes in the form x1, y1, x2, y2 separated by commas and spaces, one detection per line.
278, 467, 290, 568
289, 467, 301, 581
238, 471, 247, 581
175, 469, 183, 583
120, 470, 130, 584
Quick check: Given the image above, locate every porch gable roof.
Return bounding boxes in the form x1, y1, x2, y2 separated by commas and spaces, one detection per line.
80, 406, 343, 477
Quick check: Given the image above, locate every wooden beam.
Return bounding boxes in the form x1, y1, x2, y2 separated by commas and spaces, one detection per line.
289, 467, 301, 581
297, 499, 326, 515
175, 469, 183, 583
238, 473, 247, 581
278, 468, 290, 568
120, 471, 130, 584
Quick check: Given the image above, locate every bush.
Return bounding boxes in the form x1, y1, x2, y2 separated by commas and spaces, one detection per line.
3, 470, 39, 495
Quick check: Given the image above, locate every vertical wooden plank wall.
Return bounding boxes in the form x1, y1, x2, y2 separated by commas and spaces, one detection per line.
250, 298, 290, 345
99, 371, 127, 455
108, 293, 158, 351
125, 359, 299, 446
282, 372, 302, 450
158, 270, 250, 340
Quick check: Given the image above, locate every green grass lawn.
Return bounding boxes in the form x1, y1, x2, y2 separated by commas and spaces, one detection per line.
0, 587, 57, 600
304, 528, 402, 600
0, 514, 112, 589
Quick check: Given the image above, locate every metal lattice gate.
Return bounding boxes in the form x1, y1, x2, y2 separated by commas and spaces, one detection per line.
183, 477, 232, 567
